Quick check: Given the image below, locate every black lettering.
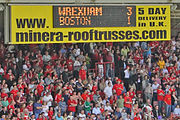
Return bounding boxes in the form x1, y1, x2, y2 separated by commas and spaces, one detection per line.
112, 31, 118, 40
50, 32, 56, 41
99, 31, 104, 40
68, 32, 74, 41
82, 31, 89, 40
29, 30, 32, 42
148, 8, 154, 14
119, 31, 125, 40
126, 31, 132, 40
42, 32, 49, 42
94, 30, 99, 40
74, 32, 81, 41
133, 31, 139, 39
142, 30, 148, 39
56, 32, 63, 41
149, 31, 156, 39
161, 8, 166, 14
33, 32, 41, 41
16, 32, 28, 42
138, 8, 144, 15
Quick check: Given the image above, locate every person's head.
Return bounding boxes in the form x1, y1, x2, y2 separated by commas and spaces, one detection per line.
63, 112, 67, 117
126, 92, 129, 96
95, 103, 99, 108
172, 91, 176, 95
57, 112, 61, 117
147, 99, 151, 104
69, 111, 72, 116
108, 82, 111, 87
176, 105, 179, 108
158, 85, 162, 89
154, 81, 157, 85
36, 99, 41, 103
155, 105, 159, 110
87, 97, 90, 102
81, 110, 85, 114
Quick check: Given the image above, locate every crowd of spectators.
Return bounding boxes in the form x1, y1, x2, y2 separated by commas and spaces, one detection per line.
0, 33, 180, 120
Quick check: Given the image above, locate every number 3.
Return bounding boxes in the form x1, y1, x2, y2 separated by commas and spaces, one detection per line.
127, 7, 132, 25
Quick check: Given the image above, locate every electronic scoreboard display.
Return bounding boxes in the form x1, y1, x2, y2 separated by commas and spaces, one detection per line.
53, 6, 136, 27
10, 5, 171, 44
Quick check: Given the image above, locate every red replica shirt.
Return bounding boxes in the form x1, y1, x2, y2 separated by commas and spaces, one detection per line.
164, 94, 171, 105
124, 96, 132, 108
27, 105, 33, 112
1, 92, 8, 98
129, 91, 135, 99
37, 84, 44, 96
17, 84, 25, 91
48, 110, 54, 120
79, 69, 86, 80
10, 89, 18, 98
157, 89, 164, 101
134, 116, 141, 120
113, 84, 123, 96
66, 59, 73, 71
55, 94, 62, 103
92, 86, 97, 93
169, 88, 175, 93
7, 104, 15, 110
100, 108, 104, 113
68, 99, 77, 112
81, 93, 89, 101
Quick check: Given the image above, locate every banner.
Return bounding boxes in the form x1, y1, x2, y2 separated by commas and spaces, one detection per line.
10, 5, 171, 44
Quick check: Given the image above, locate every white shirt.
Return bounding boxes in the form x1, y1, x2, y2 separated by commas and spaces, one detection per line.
124, 69, 130, 78
43, 95, 53, 106
105, 105, 113, 114
92, 107, 101, 115
105, 80, 112, 87
67, 115, 74, 120
152, 84, 159, 93
162, 68, 168, 74
79, 113, 86, 120
42, 105, 49, 116
174, 108, 180, 116
75, 48, 80, 57
23, 64, 29, 71
104, 86, 113, 98
0, 68, 4, 74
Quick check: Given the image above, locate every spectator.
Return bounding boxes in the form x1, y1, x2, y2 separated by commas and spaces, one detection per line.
164, 91, 172, 118
92, 103, 101, 115
0, 39, 179, 119
33, 99, 43, 119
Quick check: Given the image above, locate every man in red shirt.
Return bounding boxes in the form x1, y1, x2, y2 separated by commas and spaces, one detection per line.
79, 66, 86, 80
66, 56, 74, 72
164, 91, 171, 118
67, 96, 77, 116
37, 81, 44, 96
124, 92, 132, 114
157, 85, 164, 114
113, 80, 123, 97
